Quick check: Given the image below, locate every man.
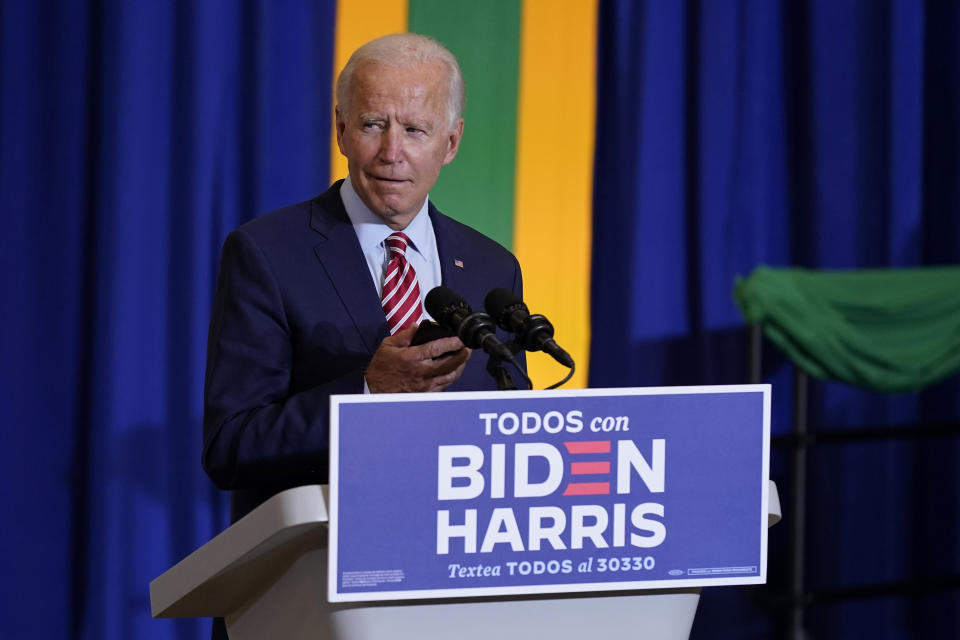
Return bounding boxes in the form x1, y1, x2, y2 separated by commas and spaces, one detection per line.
202, 33, 523, 523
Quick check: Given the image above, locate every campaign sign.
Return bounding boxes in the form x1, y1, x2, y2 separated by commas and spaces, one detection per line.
328, 385, 770, 602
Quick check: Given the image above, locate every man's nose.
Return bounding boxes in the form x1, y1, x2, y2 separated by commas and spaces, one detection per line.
378, 125, 404, 163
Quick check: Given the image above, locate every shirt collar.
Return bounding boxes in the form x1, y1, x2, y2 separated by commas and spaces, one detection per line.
340, 175, 433, 258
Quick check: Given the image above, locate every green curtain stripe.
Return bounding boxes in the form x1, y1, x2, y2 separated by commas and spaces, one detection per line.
735, 266, 960, 392
409, 0, 521, 250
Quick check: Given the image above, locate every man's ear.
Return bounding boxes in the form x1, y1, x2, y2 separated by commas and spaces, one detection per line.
335, 106, 347, 155
442, 118, 465, 166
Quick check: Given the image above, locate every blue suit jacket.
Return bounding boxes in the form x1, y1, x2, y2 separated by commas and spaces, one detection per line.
202, 181, 523, 520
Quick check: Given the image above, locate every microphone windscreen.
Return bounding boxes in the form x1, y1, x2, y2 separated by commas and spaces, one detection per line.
485, 288, 530, 333
425, 286, 466, 323
483, 288, 519, 320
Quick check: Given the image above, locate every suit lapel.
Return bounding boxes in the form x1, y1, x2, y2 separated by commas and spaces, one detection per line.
432, 205, 484, 309
310, 185, 389, 353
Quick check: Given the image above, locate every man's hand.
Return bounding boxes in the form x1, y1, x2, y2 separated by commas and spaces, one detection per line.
365, 325, 471, 393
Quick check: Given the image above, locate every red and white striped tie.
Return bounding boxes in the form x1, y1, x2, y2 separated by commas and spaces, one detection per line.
381, 232, 425, 334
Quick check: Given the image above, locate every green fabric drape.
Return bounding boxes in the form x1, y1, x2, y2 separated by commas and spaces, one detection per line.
734, 266, 960, 392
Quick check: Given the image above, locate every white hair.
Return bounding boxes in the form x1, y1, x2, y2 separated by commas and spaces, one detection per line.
335, 33, 465, 130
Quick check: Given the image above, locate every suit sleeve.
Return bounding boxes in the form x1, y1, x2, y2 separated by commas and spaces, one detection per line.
511, 251, 527, 370
202, 228, 363, 490
511, 252, 523, 300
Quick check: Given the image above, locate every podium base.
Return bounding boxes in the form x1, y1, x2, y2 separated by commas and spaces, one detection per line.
154, 483, 785, 640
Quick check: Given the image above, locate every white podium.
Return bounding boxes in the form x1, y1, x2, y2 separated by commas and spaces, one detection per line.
151, 483, 781, 639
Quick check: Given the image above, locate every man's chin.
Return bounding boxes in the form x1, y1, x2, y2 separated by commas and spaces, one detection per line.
370, 199, 420, 228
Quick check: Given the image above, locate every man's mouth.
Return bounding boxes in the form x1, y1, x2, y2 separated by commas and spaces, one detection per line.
370, 174, 408, 183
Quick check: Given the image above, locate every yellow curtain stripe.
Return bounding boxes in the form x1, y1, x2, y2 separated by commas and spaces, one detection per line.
514, 0, 597, 388
329, 0, 408, 183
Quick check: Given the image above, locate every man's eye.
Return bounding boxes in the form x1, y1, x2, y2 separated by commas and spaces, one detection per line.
406, 127, 424, 134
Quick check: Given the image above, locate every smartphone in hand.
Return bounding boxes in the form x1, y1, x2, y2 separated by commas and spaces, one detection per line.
410, 320, 458, 357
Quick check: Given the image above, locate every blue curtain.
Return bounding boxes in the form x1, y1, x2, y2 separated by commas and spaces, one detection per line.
592, 0, 960, 638
0, 1, 335, 638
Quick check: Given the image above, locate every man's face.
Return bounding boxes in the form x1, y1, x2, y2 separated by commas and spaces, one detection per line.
336, 61, 464, 230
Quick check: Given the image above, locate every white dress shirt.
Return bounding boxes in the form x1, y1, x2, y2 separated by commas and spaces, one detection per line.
340, 176, 444, 393
339, 175, 441, 317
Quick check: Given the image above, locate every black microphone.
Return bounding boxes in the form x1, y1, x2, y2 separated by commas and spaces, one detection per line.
484, 288, 575, 368
425, 286, 515, 361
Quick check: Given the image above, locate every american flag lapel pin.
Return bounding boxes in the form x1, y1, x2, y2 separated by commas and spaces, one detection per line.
454, 259, 464, 269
